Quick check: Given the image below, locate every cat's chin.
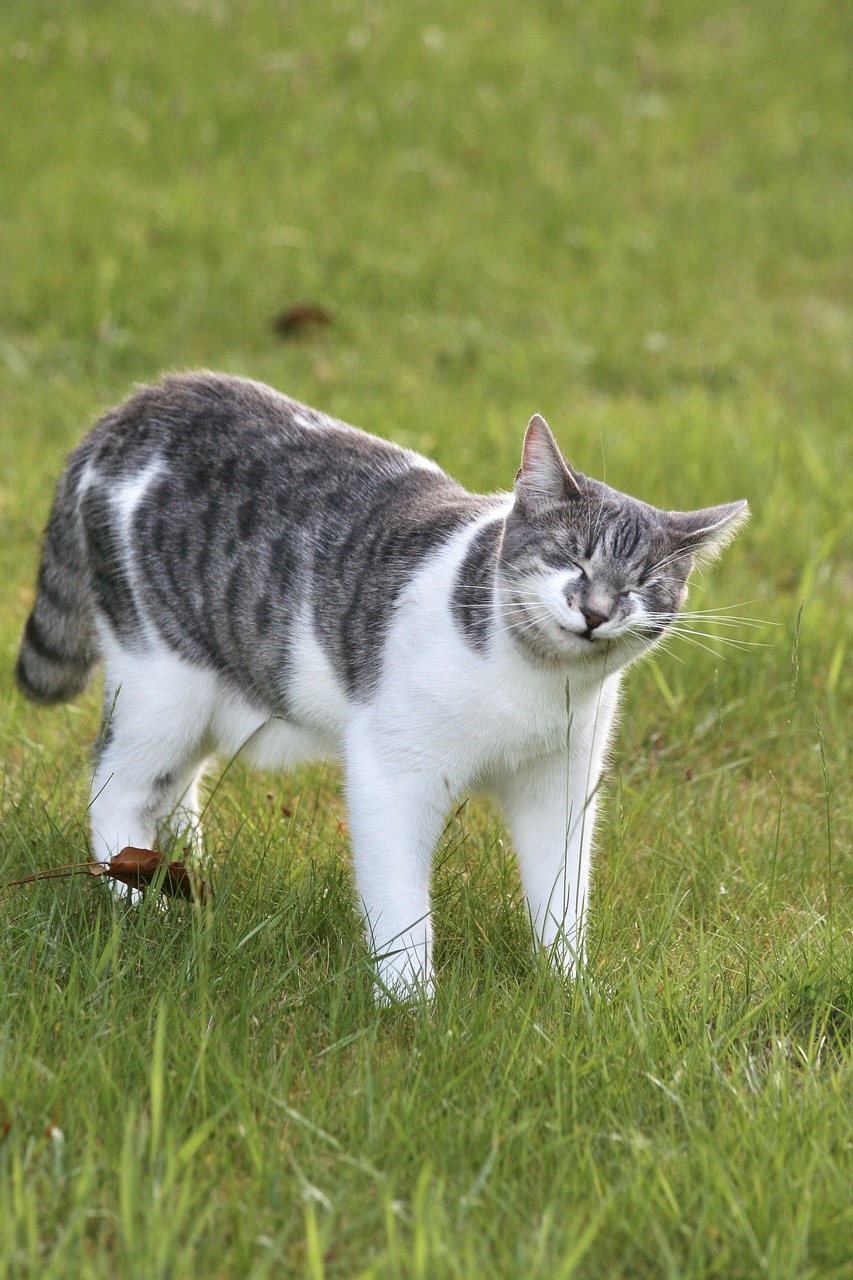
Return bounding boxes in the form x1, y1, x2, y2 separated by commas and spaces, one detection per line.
558, 624, 603, 645
525, 624, 657, 671
520, 628, 617, 666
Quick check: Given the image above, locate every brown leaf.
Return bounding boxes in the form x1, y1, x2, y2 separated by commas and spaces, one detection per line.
108, 847, 211, 904
0, 848, 210, 905
272, 302, 332, 338
106, 847, 164, 884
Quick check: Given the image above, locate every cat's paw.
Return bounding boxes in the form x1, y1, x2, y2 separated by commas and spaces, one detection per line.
373, 952, 435, 1006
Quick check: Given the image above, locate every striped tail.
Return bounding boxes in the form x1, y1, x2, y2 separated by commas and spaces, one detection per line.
16, 467, 100, 704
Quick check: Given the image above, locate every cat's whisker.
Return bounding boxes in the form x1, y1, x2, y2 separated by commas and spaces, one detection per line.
651, 603, 770, 620
637, 616, 768, 645
646, 615, 767, 631
663, 630, 758, 656
630, 634, 686, 666
669, 613, 772, 629
624, 626, 731, 661
661, 629, 769, 650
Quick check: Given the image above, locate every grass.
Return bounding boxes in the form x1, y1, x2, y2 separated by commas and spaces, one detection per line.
1, 0, 852, 1275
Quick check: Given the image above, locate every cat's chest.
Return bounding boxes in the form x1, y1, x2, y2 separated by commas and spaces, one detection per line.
368, 527, 612, 781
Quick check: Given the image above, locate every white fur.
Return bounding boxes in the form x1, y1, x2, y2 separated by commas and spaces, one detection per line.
346, 515, 623, 993
90, 507, 627, 998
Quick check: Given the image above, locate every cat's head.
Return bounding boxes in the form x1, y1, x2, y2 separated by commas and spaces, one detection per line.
499, 414, 748, 669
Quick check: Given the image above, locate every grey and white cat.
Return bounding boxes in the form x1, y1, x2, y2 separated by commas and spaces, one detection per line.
16, 373, 747, 996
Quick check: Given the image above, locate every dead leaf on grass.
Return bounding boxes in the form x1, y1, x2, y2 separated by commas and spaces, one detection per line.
271, 302, 332, 338
0, 847, 211, 905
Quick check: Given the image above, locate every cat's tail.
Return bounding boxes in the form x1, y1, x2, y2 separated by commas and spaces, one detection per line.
16, 463, 100, 704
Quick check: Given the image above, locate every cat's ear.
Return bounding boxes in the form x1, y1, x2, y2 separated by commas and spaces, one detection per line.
514, 414, 582, 514
666, 500, 749, 563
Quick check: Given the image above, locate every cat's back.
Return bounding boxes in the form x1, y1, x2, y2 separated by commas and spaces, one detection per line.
77, 371, 437, 482
69, 370, 482, 569
61, 373, 497, 704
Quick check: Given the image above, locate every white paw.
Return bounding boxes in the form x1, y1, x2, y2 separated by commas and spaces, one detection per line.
541, 937, 585, 981
373, 948, 435, 1005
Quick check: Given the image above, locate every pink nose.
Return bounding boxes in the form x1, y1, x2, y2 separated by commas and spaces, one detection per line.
582, 608, 609, 631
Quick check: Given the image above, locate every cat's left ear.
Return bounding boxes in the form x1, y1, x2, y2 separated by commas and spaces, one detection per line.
514, 414, 582, 514
665, 500, 749, 563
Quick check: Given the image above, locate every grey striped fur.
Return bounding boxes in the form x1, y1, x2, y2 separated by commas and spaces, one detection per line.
17, 371, 738, 712
17, 374, 500, 709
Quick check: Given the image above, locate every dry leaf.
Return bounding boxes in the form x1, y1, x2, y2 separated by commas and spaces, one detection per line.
1, 846, 210, 904
105, 846, 210, 904
272, 302, 332, 338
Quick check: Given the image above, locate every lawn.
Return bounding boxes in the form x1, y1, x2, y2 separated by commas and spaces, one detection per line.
1, 0, 852, 1276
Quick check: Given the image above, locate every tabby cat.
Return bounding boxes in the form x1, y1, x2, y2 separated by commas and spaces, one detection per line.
16, 374, 747, 996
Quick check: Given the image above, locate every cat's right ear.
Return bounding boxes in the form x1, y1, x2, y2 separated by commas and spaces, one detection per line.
514, 414, 582, 515
665, 500, 750, 564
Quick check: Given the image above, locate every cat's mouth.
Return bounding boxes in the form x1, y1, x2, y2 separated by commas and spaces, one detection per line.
559, 623, 612, 646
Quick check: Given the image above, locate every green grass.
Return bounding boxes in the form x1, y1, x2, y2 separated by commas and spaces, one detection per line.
2, 0, 852, 1275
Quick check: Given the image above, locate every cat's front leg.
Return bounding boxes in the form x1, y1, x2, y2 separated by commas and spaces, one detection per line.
344, 727, 446, 1001
497, 750, 602, 978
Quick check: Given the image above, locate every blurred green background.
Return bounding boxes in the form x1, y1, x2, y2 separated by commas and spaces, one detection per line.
2, 2, 852, 1277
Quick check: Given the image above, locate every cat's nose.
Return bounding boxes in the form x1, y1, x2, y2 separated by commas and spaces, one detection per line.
582, 607, 610, 631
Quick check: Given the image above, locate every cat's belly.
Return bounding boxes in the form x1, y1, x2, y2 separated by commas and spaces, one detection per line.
241, 714, 340, 769
210, 687, 342, 768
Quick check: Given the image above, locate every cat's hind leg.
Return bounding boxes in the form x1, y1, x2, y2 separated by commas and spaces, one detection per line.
90, 648, 215, 900
153, 762, 209, 859
344, 723, 447, 1001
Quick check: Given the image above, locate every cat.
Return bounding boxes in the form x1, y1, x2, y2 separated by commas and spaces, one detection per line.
16, 372, 747, 997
